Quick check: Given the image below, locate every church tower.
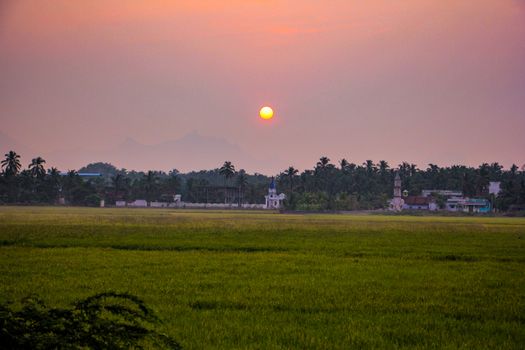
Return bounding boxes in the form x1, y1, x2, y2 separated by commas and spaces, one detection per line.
389, 172, 404, 211
269, 177, 277, 196
394, 172, 402, 198
265, 177, 285, 209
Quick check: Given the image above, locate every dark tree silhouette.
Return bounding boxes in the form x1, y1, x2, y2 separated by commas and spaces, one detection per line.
143, 171, 159, 205
1, 151, 22, 176
219, 161, 236, 203
236, 169, 248, 206
0, 292, 181, 349
284, 166, 298, 194
1, 150, 525, 211
28, 157, 46, 178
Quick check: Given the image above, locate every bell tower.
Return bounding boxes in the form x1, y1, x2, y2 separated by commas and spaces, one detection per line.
394, 172, 402, 198
389, 172, 404, 211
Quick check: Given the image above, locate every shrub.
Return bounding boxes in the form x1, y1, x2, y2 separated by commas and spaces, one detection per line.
84, 194, 102, 207
295, 192, 328, 211
0, 292, 181, 349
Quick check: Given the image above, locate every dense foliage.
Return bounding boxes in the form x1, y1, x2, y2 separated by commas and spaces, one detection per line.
0, 292, 181, 349
1, 150, 525, 210
278, 159, 525, 211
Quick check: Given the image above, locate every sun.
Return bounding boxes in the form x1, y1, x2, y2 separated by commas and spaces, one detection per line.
259, 106, 274, 120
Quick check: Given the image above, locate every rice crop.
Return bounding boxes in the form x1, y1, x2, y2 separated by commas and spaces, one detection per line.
0, 207, 524, 349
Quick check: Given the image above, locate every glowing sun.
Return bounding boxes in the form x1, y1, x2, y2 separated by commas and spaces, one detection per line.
259, 106, 274, 120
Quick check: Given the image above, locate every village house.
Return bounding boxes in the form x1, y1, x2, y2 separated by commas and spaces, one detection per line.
403, 196, 438, 211
446, 197, 491, 213
389, 176, 492, 212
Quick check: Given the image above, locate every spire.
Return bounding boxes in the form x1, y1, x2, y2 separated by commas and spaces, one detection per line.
269, 176, 276, 190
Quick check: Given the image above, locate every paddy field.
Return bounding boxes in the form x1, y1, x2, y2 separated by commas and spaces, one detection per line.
0, 207, 524, 349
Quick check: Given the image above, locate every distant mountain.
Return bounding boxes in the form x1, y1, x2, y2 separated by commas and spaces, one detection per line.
1, 130, 285, 174
78, 162, 119, 177
109, 131, 250, 171
42, 131, 279, 173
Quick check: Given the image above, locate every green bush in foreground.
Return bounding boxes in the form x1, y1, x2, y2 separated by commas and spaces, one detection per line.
0, 292, 181, 349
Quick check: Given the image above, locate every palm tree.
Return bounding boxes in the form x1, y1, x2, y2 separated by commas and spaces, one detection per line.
219, 161, 236, 179
378, 160, 389, 174
364, 160, 376, 174
165, 172, 181, 199
377, 160, 390, 190
1, 151, 22, 176
143, 171, 158, 205
29, 157, 46, 178
316, 157, 330, 170
283, 166, 298, 194
43, 167, 62, 203
236, 170, 248, 207
219, 161, 236, 203
62, 170, 81, 204
339, 159, 349, 172
410, 163, 417, 177
47, 167, 61, 183
111, 173, 126, 200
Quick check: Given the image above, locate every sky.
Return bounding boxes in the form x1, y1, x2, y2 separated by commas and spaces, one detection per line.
1, 0, 524, 174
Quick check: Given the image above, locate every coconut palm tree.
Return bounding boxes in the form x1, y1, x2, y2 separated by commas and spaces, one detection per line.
61, 170, 82, 204
219, 161, 236, 179
29, 157, 46, 178
111, 173, 126, 200
219, 161, 236, 203
236, 169, 248, 207
364, 160, 376, 174
378, 160, 389, 174
1, 151, 22, 176
43, 167, 62, 203
283, 166, 298, 194
143, 171, 158, 205
339, 159, 350, 172
316, 157, 330, 170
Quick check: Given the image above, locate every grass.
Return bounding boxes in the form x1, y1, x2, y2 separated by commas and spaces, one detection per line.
0, 206, 524, 349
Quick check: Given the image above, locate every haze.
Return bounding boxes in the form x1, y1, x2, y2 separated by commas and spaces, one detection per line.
1, 0, 524, 174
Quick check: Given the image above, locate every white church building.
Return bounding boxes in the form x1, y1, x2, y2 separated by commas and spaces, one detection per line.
265, 177, 286, 209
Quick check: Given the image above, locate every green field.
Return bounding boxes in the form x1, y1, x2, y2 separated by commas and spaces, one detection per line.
0, 207, 524, 349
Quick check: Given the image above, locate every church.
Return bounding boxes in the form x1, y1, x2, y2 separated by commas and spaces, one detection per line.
265, 177, 286, 209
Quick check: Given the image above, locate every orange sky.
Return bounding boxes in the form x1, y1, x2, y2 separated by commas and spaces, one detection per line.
1, 0, 524, 173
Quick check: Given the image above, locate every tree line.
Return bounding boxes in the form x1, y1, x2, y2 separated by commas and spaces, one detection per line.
1, 150, 525, 211
277, 158, 525, 211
